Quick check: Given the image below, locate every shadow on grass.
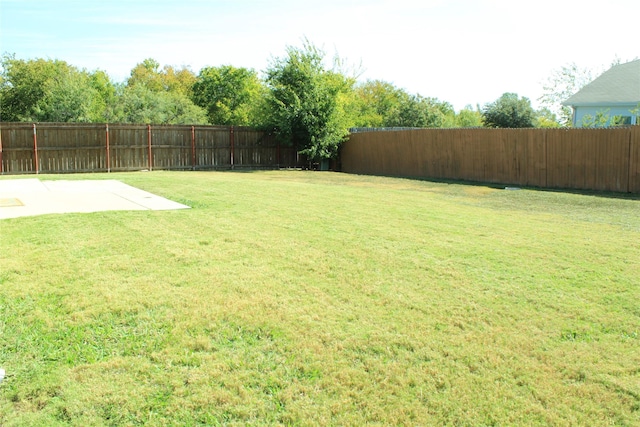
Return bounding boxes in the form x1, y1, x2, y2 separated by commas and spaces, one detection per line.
354, 173, 640, 202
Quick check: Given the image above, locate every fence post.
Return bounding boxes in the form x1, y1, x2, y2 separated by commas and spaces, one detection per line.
191, 125, 196, 170
627, 128, 633, 193
105, 124, 111, 173
543, 128, 548, 188
0, 125, 3, 175
33, 123, 39, 174
147, 124, 153, 171
230, 126, 234, 170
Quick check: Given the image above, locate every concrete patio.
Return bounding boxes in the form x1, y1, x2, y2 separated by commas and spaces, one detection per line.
0, 179, 190, 220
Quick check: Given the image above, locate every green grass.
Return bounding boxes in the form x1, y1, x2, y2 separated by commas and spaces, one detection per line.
1, 171, 639, 426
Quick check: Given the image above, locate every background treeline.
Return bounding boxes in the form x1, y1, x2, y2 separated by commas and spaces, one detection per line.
0, 51, 490, 129
0, 42, 567, 159
0, 60, 487, 128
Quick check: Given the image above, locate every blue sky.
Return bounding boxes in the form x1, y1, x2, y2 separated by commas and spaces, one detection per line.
1, 0, 638, 111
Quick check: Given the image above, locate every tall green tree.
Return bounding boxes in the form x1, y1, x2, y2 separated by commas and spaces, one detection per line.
121, 59, 207, 124
352, 80, 404, 127
0, 55, 115, 122
37, 69, 99, 122
482, 93, 535, 128
117, 85, 208, 125
455, 105, 483, 127
386, 94, 455, 128
90, 70, 121, 122
126, 58, 196, 97
192, 65, 265, 126
1, 55, 58, 121
352, 80, 456, 128
264, 41, 356, 160
534, 107, 561, 128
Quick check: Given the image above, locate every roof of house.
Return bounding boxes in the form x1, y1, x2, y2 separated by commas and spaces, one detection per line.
563, 59, 640, 107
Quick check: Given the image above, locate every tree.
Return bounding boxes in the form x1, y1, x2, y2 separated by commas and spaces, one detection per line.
0, 56, 66, 121
162, 65, 197, 97
579, 103, 640, 128
37, 69, 100, 122
534, 107, 561, 128
539, 63, 596, 127
192, 65, 265, 126
117, 85, 208, 124
121, 59, 207, 124
126, 59, 196, 96
0, 55, 116, 122
127, 58, 164, 91
89, 70, 121, 122
352, 80, 456, 128
352, 80, 405, 127
386, 94, 453, 128
482, 93, 535, 128
455, 105, 483, 127
579, 108, 620, 128
264, 41, 356, 160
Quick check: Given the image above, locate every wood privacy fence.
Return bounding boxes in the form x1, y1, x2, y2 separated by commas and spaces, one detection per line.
0, 123, 303, 174
341, 127, 640, 193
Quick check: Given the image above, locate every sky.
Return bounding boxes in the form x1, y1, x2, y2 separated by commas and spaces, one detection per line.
1, 0, 639, 111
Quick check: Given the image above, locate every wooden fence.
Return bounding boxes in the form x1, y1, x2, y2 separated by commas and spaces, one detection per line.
341, 127, 640, 193
0, 123, 303, 174
3, 123, 639, 193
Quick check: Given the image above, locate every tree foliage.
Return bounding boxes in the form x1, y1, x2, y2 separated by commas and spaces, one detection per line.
0, 56, 119, 122
352, 80, 405, 127
580, 109, 611, 128
264, 41, 355, 160
539, 63, 596, 127
117, 85, 208, 125
534, 108, 561, 128
455, 105, 483, 127
38, 69, 100, 122
127, 58, 196, 97
482, 93, 535, 128
192, 65, 264, 126
352, 80, 458, 128
387, 94, 455, 128
120, 58, 207, 124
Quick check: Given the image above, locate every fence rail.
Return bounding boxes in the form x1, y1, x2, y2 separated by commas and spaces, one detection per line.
0, 123, 303, 174
341, 127, 640, 193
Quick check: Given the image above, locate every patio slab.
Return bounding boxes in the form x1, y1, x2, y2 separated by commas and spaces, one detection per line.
0, 179, 190, 220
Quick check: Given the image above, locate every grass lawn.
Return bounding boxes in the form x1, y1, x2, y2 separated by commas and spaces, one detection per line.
1, 171, 639, 426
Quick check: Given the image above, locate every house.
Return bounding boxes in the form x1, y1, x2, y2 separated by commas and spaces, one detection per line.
563, 59, 640, 127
